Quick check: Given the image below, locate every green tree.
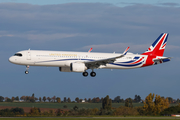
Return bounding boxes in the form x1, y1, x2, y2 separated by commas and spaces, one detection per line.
32, 93, 34, 98
88, 98, 92, 103
102, 95, 112, 110
52, 96, 56, 103
47, 97, 51, 102
64, 97, 67, 102
125, 98, 133, 108
39, 97, 42, 102
0, 96, 4, 102
5, 97, 12, 102
67, 97, 71, 103
75, 97, 80, 103
20, 96, 26, 101
177, 99, 180, 103
134, 95, 141, 103
15, 96, 19, 101
167, 97, 173, 103
11, 97, 15, 102
125, 99, 129, 107
114, 96, 121, 103
84, 98, 87, 102
43, 96, 46, 102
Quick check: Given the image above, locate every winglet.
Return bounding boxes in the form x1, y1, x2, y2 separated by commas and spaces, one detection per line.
123, 47, 130, 55
88, 48, 93, 52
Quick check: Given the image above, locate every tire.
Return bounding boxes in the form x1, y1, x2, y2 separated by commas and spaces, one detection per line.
83, 72, 88, 77
90, 72, 96, 77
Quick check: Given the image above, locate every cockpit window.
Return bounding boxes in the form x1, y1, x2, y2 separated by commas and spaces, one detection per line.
14, 53, 22, 57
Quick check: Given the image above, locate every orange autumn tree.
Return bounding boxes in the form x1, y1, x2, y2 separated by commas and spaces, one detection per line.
143, 93, 169, 115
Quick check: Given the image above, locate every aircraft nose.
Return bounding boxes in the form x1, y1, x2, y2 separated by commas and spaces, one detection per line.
9, 56, 15, 63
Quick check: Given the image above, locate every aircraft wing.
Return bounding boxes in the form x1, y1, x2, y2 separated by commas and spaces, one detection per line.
84, 47, 130, 69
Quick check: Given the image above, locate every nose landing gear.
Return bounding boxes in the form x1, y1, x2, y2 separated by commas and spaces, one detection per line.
25, 65, 29, 74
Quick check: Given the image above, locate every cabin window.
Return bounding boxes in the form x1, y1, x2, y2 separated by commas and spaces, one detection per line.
14, 53, 22, 57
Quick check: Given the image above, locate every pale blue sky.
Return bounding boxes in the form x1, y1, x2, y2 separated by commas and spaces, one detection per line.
0, 0, 180, 101
0, 0, 180, 6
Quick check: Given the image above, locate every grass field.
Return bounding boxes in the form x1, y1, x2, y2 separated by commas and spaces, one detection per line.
0, 117, 179, 120
0, 103, 144, 109
0, 103, 177, 109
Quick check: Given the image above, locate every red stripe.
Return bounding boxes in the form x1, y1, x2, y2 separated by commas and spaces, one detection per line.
162, 43, 166, 48
130, 57, 144, 64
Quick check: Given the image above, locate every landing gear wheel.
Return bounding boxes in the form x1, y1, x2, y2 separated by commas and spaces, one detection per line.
25, 65, 29, 74
90, 72, 96, 77
83, 72, 88, 77
25, 71, 29, 74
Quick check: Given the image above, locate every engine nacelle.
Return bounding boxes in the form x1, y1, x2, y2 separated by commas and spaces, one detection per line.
59, 67, 71, 72
70, 63, 87, 72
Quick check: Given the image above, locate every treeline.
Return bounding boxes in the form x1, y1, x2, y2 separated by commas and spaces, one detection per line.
0, 93, 180, 117
0, 94, 141, 103
0, 93, 179, 104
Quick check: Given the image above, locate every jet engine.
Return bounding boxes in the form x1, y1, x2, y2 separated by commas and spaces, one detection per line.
70, 63, 87, 72
59, 67, 71, 72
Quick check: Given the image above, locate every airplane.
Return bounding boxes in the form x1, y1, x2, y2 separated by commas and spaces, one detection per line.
9, 33, 171, 77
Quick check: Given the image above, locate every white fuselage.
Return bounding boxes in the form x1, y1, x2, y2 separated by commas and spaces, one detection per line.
9, 50, 148, 70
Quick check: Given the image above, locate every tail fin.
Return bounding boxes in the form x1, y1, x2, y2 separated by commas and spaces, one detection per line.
141, 33, 169, 56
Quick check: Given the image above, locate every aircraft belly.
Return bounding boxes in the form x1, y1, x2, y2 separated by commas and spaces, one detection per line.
33, 60, 65, 67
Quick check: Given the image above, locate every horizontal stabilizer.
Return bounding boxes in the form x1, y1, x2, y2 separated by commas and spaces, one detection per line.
153, 57, 171, 64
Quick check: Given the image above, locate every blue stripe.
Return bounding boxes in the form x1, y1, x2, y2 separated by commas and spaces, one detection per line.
152, 33, 164, 47
117, 57, 140, 63
118, 60, 135, 63
134, 57, 140, 59
110, 61, 143, 67
163, 34, 168, 45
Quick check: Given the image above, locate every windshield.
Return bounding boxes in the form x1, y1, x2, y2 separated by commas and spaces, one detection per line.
14, 53, 22, 57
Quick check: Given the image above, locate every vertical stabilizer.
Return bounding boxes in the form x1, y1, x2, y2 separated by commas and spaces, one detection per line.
141, 33, 168, 56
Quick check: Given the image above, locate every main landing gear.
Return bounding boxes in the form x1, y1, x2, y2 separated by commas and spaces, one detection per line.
25, 65, 29, 74
82, 71, 96, 77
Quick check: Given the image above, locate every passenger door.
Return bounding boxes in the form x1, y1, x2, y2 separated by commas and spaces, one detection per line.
27, 49, 31, 60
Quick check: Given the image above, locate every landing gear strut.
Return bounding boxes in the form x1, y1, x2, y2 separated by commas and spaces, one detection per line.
25, 65, 29, 74
82, 71, 88, 77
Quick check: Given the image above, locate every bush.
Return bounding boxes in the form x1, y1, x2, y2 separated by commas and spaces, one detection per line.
161, 105, 180, 115
63, 105, 68, 108
113, 106, 139, 116
29, 107, 41, 116
0, 107, 24, 117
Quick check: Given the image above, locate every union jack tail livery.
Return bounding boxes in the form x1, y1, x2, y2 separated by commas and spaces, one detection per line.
142, 33, 168, 56
141, 33, 170, 67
